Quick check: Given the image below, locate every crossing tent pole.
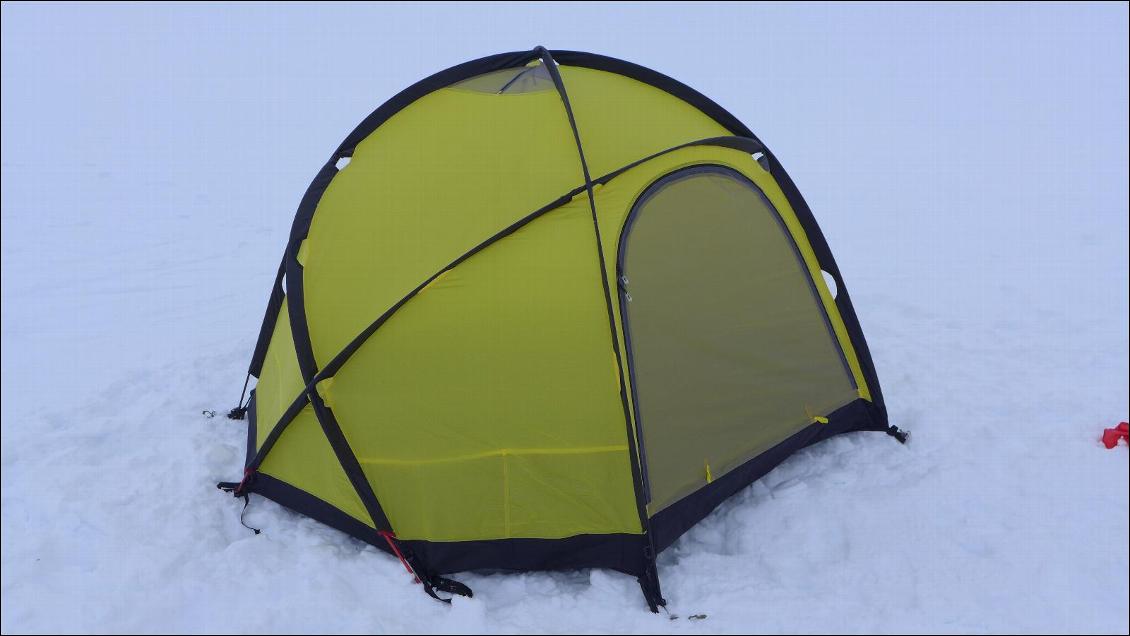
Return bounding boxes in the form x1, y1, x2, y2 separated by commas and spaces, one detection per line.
275, 159, 395, 532
244, 136, 765, 484
534, 46, 665, 612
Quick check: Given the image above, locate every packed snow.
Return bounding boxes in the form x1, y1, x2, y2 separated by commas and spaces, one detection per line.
2, 4, 1127, 634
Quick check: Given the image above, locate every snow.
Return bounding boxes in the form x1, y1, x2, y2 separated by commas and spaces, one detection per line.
2, 3, 1127, 633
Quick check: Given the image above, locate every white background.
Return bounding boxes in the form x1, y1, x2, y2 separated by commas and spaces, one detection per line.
2, 3, 1127, 633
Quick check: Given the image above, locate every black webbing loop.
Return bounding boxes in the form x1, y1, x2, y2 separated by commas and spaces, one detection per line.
887, 425, 910, 444
430, 575, 474, 599
379, 530, 473, 603
237, 494, 261, 535
217, 469, 260, 535
417, 571, 473, 603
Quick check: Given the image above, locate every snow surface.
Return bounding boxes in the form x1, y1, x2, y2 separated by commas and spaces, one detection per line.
2, 3, 1127, 634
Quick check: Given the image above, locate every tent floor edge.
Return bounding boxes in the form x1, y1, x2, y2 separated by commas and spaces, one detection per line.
246, 471, 656, 578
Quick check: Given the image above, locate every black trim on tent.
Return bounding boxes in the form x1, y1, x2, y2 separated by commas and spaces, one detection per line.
248, 471, 651, 584
283, 159, 337, 382
549, 50, 756, 140
333, 50, 540, 158
405, 534, 649, 579
762, 151, 888, 426
245, 391, 257, 467
247, 257, 286, 378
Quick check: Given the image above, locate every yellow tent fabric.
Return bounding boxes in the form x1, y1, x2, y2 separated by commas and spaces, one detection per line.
228, 48, 892, 611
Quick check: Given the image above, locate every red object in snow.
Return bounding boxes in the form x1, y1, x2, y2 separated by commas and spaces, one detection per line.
1102, 422, 1129, 449
379, 530, 420, 583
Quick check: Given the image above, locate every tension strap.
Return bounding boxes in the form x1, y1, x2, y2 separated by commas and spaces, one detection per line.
378, 530, 473, 603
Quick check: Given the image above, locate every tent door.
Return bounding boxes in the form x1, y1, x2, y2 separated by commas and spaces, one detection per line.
617, 165, 858, 515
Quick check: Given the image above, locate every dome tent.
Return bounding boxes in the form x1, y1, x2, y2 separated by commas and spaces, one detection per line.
219, 46, 903, 611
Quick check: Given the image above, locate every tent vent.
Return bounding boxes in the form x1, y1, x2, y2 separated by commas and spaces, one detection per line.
752, 151, 770, 172
335, 156, 352, 170
821, 270, 838, 299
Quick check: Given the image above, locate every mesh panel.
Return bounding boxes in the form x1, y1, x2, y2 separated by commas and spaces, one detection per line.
619, 166, 858, 514
449, 64, 553, 94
